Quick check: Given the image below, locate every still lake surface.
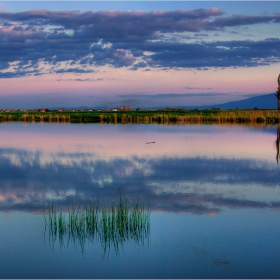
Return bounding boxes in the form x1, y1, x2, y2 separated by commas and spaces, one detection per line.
0, 122, 280, 278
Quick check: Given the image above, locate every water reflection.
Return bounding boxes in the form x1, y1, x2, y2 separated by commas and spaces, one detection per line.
276, 125, 280, 164
1, 123, 280, 279
0, 123, 279, 216
46, 195, 150, 256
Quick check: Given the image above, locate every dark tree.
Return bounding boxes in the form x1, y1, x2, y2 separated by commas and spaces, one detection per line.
277, 74, 280, 111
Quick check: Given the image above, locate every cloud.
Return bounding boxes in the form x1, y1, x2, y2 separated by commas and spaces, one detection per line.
184, 86, 212, 90
0, 71, 34, 78
135, 39, 280, 69
117, 92, 239, 99
55, 68, 94, 74
0, 8, 224, 33
1, 148, 280, 214
0, 9, 280, 76
210, 14, 280, 29
61, 77, 115, 82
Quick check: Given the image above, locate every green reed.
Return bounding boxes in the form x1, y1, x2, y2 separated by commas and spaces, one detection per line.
46, 195, 150, 255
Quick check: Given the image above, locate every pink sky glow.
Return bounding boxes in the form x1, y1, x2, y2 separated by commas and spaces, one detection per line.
0, 122, 276, 162
0, 1, 280, 108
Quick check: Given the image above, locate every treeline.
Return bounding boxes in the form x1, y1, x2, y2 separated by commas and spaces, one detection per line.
0, 109, 279, 124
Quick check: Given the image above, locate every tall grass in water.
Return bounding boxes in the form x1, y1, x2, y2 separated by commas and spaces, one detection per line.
46, 195, 150, 256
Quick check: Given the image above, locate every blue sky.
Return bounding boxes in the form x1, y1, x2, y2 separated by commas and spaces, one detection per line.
0, 1, 280, 109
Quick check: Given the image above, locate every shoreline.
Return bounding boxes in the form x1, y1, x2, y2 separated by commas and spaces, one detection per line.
0, 109, 279, 124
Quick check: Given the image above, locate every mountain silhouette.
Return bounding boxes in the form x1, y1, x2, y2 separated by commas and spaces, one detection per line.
206, 93, 276, 110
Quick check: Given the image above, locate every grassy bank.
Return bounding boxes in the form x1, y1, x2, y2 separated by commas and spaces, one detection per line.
1, 109, 280, 124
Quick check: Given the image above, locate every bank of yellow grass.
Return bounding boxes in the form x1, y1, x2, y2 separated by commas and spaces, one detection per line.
0, 109, 279, 124
146, 110, 280, 124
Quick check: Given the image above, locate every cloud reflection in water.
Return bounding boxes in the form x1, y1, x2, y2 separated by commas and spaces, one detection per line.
0, 123, 279, 215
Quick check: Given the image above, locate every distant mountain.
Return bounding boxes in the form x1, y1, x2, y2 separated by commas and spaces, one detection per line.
48, 93, 277, 111
138, 93, 277, 110
206, 93, 277, 110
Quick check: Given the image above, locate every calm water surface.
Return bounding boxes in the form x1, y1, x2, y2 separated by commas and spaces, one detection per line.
0, 122, 280, 278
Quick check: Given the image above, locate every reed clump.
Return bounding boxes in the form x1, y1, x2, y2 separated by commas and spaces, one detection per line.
46, 195, 150, 255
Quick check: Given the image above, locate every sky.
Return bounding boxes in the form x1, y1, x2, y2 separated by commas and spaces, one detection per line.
0, 1, 280, 109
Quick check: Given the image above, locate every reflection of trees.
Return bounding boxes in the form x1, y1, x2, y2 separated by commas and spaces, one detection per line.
277, 125, 280, 164
45, 195, 150, 257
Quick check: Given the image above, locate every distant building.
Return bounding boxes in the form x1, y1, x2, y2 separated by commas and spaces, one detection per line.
120, 105, 131, 111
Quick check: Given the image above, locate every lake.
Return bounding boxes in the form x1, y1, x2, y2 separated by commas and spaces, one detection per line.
0, 122, 280, 278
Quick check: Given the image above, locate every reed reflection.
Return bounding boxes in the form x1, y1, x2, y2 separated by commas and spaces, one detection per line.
45, 195, 150, 257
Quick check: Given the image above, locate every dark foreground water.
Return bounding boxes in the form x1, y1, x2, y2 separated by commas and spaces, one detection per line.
0, 122, 280, 278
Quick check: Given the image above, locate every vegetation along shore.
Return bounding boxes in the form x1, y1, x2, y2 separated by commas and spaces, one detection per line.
0, 109, 280, 124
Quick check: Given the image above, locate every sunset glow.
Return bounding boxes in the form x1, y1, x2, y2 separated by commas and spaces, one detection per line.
0, 1, 280, 108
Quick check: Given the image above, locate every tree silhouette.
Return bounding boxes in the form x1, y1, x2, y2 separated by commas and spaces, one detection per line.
277, 74, 280, 112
